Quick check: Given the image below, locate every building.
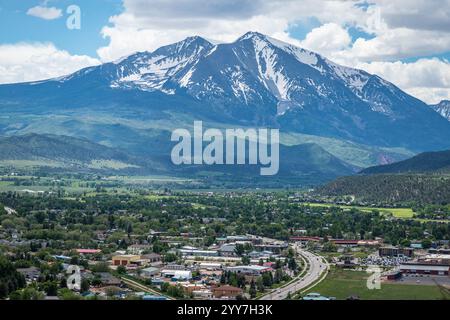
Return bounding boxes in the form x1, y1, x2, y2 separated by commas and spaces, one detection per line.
161, 270, 192, 281
76, 249, 101, 255
290, 236, 322, 243
140, 267, 160, 279
428, 248, 450, 255
331, 240, 359, 247
192, 290, 213, 299
112, 254, 142, 266
400, 263, 450, 276
225, 265, 272, 276
302, 293, 331, 301
198, 262, 222, 270
417, 254, 450, 265
141, 253, 162, 265
181, 284, 206, 295
179, 248, 218, 257
385, 270, 402, 280
164, 264, 186, 271
219, 244, 237, 257
379, 246, 414, 258
254, 242, 288, 253
97, 272, 121, 286
226, 236, 250, 242
212, 285, 243, 299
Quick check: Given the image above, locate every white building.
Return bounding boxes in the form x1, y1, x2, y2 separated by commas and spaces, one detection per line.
161, 269, 193, 280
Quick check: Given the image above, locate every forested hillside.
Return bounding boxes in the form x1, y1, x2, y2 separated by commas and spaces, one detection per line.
316, 174, 450, 205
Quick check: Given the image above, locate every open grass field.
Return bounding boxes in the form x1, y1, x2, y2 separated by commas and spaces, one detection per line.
303, 202, 415, 219
304, 268, 448, 300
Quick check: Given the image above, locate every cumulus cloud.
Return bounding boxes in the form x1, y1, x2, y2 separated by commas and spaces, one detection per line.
375, 0, 450, 32
299, 23, 352, 55
26, 6, 63, 20
357, 58, 450, 104
0, 43, 100, 84
97, 0, 367, 61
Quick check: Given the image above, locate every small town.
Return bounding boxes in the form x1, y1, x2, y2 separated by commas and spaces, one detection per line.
1, 189, 449, 301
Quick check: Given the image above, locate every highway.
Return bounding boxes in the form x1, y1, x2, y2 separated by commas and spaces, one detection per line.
260, 244, 329, 300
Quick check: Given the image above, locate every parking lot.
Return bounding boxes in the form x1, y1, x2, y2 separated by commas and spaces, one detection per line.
393, 274, 450, 287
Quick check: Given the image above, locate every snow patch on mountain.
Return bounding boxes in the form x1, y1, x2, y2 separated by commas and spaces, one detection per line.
430, 100, 450, 121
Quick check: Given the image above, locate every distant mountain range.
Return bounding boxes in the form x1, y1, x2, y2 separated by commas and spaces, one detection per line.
0, 134, 353, 185
360, 149, 450, 174
1, 32, 450, 184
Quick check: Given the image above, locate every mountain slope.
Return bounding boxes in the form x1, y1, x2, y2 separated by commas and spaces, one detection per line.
316, 174, 450, 205
0, 134, 148, 172
1, 32, 450, 181
0, 134, 353, 185
430, 100, 450, 121
360, 149, 450, 174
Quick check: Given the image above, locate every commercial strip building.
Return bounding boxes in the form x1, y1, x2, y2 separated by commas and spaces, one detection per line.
179, 248, 219, 257
399, 264, 449, 276
379, 246, 414, 258
112, 254, 143, 267
212, 285, 243, 299
225, 265, 272, 276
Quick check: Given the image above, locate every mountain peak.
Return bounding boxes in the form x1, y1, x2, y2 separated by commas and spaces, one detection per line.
181, 35, 212, 46
237, 31, 268, 42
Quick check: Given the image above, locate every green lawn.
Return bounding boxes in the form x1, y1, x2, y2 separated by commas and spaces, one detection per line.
304, 268, 448, 300
303, 202, 415, 219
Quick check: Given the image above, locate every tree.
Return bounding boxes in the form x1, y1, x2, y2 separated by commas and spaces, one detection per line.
0, 255, 26, 298
323, 242, 337, 252
249, 280, 257, 299
422, 239, 432, 249
45, 281, 58, 296
256, 277, 265, 293
288, 257, 297, 271
241, 256, 250, 265
117, 265, 127, 274
262, 272, 273, 287
81, 279, 90, 293
274, 269, 283, 284
235, 244, 245, 256
220, 272, 226, 284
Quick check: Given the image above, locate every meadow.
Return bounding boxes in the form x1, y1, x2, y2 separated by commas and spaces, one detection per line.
304, 268, 448, 300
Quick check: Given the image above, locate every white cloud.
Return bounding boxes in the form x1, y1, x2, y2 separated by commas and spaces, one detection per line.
27, 6, 62, 20
357, 58, 450, 104
0, 43, 100, 84
97, 0, 367, 61
299, 23, 352, 55
333, 28, 450, 63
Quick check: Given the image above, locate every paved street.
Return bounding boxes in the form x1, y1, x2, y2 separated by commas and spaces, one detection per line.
260, 244, 329, 300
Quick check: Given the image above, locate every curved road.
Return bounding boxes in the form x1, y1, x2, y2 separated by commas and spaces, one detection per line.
260, 244, 328, 300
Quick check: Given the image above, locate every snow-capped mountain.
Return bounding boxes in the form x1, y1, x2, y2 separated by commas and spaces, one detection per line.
1, 32, 450, 152
65, 32, 401, 117
430, 100, 450, 121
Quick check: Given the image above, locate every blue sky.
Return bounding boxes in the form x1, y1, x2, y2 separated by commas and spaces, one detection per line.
0, 0, 122, 56
0, 0, 449, 103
